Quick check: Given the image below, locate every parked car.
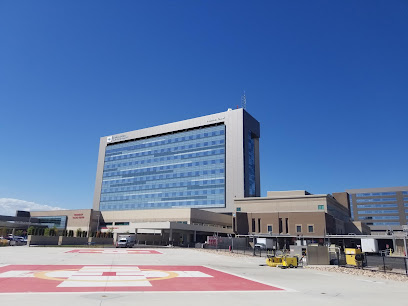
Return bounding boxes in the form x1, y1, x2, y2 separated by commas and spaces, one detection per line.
254, 243, 267, 250
116, 238, 134, 248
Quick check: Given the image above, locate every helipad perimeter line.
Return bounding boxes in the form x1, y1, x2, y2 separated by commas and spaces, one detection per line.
0, 290, 292, 295
202, 265, 297, 292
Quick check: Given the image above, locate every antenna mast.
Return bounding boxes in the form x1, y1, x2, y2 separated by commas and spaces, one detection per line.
241, 91, 247, 110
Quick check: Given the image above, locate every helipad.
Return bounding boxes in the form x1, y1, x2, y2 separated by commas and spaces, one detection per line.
0, 247, 406, 306
0, 264, 283, 293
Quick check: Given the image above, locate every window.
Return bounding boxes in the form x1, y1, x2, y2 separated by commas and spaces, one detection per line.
358, 216, 399, 220
357, 210, 398, 214
115, 222, 130, 226
104, 222, 113, 226
246, 130, 256, 196
356, 198, 397, 203
356, 192, 396, 197
308, 225, 314, 233
296, 225, 302, 233
279, 218, 283, 233
267, 225, 273, 232
258, 219, 261, 233
252, 218, 256, 232
357, 204, 398, 208
285, 218, 289, 234
318, 205, 324, 210
236, 207, 241, 212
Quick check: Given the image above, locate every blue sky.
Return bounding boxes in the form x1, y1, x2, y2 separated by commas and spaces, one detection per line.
0, 1, 407, 212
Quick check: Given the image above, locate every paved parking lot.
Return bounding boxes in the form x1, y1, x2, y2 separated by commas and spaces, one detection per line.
0, 246, 406, 305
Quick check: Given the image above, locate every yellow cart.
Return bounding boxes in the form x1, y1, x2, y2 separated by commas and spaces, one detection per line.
266, 255, 298, 268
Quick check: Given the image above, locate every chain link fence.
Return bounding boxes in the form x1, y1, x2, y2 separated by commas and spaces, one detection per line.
333, 250, 408, 276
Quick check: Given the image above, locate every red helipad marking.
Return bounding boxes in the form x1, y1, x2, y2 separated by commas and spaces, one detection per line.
65, 249, 162, 254
0, 265, 285, 293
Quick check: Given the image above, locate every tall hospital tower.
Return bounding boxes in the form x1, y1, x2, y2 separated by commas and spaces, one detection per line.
93, 108, 260, 215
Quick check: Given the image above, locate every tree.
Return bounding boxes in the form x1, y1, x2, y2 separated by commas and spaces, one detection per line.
44, 228, 50, 236
0, 227, 7, 237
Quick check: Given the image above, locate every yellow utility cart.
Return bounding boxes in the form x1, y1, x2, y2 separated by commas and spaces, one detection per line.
345, 248, 364, 267
266, 255, 298, 268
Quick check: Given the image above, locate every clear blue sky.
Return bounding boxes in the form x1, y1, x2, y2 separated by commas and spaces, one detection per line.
0, 1, 407, 210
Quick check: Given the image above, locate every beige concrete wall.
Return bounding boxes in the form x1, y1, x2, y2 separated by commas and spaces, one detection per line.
101, 209, 192, 223
89, 237, 114, 245
266, 190, 309, 197
332, 192, 350, 211
27, 235, 59, 246
102, 208, 232, 226
235, 196, 328, 213
236, 212, 329, 236
190, 209, 232, 226
345, 221, 371, 235
59, 236, 88, 245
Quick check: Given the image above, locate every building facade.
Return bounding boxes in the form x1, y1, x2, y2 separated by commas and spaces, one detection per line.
346, 186, 408, 233
29, 209, 101, 234
233, 190, 369, 237
93, 108, 260, 214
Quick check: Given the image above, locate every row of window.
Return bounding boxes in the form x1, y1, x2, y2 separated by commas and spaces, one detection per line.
356, 204, 398, 208
356, 198, 397, 203
101, 189, 224, 202
267, 224, 314, 233
356, 192, 397, 197
101, 178, 224, 194
104, 150, 224, 170
105, 146, 225, 162
104, 152, 222, 170
106, 139, 225, 158
250, 218, 314, 234
358, 216, 399, 220
357, 210, 399, 215
100, 199, 225, 211
349, 194, 354, 220
107, 141, 224, 159
104, 146, 225, 170
36, 216, 67, 230
104, 222, 130, 226
247, 130, 256, 196
106, 127, 225, 154
103, 158, 224, 178
102, 169, 225, 186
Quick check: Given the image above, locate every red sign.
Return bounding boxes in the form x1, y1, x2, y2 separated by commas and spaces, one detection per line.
0, 265, 285, 293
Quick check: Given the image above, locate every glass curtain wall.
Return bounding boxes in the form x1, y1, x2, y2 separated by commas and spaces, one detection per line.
100, 125, 226, 211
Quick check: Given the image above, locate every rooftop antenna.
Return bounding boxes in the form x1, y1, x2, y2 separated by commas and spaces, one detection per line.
241, 91, 247, 110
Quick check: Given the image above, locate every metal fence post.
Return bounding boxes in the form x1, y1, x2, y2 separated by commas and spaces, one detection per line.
382, 255, 386, 274
337, 251, 340, 267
